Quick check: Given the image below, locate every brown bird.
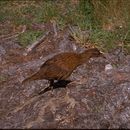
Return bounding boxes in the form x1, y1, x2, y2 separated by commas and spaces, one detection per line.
22, 48, 104, 94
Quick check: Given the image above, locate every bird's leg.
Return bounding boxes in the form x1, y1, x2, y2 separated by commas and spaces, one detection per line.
49, 79, 54, 87
49, 79, 54, 91
38, 79, 71, 95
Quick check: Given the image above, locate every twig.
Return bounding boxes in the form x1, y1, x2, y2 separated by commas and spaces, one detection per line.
52, 20, 57, 37
1, 25, 26, 41
23, 31, 50, 56
68, 24, 75, 34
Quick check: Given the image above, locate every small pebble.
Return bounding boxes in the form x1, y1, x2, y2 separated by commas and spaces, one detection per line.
105, 64, 113, 71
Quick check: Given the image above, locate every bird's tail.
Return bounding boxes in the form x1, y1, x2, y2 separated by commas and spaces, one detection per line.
22, 77, 32, 84
22, 72, 38, 84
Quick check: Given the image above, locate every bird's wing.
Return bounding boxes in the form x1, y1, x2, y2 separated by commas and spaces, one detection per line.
41, 63, 71, 80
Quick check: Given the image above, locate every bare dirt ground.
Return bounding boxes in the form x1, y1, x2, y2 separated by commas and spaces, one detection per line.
0, 24, 130, 129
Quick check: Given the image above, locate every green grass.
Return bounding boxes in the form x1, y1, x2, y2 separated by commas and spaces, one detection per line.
0, 0, 130, 53
18, 30, 44, 47
89, 28, 130, 52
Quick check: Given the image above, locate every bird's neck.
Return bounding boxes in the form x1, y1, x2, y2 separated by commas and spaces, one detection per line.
78, 51, 92, 64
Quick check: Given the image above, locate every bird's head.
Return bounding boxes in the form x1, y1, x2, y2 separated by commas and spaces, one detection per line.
87, 48, 105, 58
81, 48, 105, 59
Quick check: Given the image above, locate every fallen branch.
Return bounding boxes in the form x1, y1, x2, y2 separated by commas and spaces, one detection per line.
52, 20, 57, 37
23, 31, 50, 56
0, 25, 26, 41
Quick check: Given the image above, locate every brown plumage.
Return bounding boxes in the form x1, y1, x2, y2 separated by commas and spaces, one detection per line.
22, 48, 104, 94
